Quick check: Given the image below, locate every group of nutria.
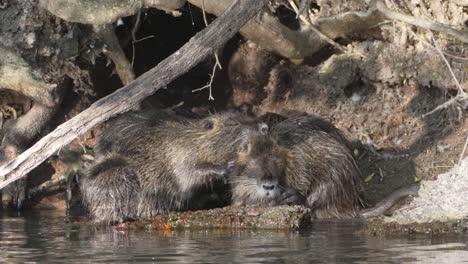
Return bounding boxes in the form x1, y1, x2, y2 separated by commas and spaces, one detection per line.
80, 109, 417, 223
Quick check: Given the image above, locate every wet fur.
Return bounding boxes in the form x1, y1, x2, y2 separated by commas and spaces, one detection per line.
231, 116, 362, 219
80, 110, 264, 223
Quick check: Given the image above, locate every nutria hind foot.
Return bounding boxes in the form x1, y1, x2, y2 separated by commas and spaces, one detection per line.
80, 154, 140, 223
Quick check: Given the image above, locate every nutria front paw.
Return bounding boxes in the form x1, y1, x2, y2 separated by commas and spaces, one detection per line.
278, 188, 302, 205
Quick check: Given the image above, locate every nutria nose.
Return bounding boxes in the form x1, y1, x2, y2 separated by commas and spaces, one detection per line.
262, 184, 275, 190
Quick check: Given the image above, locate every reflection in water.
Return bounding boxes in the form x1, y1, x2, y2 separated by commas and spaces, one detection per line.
1, 211, 468, 263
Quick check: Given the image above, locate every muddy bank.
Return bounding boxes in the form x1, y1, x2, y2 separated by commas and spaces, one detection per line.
366, 158, 468, 235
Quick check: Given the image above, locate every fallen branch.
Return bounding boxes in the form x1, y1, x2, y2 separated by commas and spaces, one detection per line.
0, 0, 269, 190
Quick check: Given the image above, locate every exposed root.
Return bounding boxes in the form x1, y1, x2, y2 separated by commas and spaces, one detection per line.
40, 0, 186, 25
189, 0, 466, 61
0, 47, 66, 208
0, 101, 61, 208
94, 25, 135, 85
0, 46, 57, 107
287, 0, 344, 53
189, 0, 385, 59
28, 176, 65, 198
40, 0, 188, 86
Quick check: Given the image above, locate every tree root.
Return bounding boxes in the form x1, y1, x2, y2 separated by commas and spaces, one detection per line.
94, 25, 135, 85
0, 47, 65, 208
39, 0, 186, 87
189, 0, 467, 60
0, 101, 62, 209
39, 0, 186, 25
0, 46, 58, 107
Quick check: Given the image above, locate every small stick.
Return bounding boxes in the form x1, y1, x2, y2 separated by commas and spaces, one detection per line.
193, 0, 223, 100
430, 35, 466, 95
459, 136, 468, 166
131, 11, 142, 67
422, 34, 467, 117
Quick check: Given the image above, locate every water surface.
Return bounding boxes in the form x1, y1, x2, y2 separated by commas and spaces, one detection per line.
1, 211, 468, 263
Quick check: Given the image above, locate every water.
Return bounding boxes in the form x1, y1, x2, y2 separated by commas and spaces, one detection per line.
1, 211, 468, 263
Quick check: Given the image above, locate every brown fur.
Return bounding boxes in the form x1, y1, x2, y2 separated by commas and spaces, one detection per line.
80, 110, 266, 223
231, 115, 362, 219
228, 42, 279, 107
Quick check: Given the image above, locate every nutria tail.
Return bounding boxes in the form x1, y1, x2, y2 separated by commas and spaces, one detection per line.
360, 185, 419, 218
80, 154, 140, 223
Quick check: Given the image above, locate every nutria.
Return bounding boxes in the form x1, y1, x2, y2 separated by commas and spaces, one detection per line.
228, 41, 279, 107
80, 110, 268, 223
230, 116, 419, 219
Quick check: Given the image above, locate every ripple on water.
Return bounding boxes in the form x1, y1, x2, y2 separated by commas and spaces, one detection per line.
1, 212, 468, 263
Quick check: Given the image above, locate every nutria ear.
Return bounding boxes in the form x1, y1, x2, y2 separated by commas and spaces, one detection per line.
258, 112, 287, 128
239, 141, 249, 154
201, 119, 214, 130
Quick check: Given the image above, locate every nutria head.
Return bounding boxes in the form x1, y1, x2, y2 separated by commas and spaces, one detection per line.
182, 112, 269, 163
230, 136, 288, 206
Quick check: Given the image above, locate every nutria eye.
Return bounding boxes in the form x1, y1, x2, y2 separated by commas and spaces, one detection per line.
258, 123, 268, 135
202, 120, 214, 130
225, 119, 238, 126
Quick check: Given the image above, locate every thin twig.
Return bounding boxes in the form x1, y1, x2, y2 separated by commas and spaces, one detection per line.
191, 53, 221, 100
459, 136, 468, 166
131, 11, 141, 66
130, 13, 156, 66
193, 0, 223, 100
422, 95, 466, 117
133, 35, 156, 44
408, 30, 468, 61
430, 35, 466, 95
422, 34, 468, 117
